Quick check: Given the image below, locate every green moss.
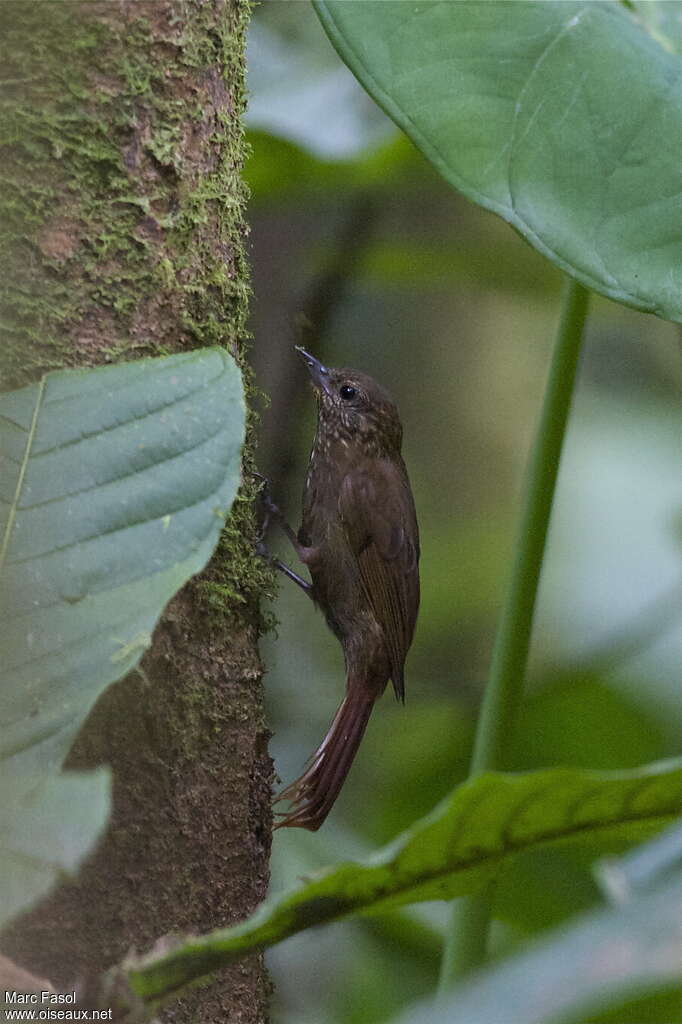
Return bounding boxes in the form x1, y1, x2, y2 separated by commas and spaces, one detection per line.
0, 1, 251, 379
0, 0, 271, 627
199, 508, 277, 636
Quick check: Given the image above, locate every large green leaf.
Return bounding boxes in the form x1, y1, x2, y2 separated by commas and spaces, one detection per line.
120, 760, 682, 1005
314, 1, 682, 322
0, 349, 245, 922
1, 348, 244, 790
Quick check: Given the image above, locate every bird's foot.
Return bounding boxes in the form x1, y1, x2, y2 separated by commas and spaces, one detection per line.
251, 471, 283, 550
250, 472, 314, 597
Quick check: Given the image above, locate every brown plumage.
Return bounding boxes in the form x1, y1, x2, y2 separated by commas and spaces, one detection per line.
262, 347, 420, 831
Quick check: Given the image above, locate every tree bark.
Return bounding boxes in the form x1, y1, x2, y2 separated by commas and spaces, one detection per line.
0, 2, 272, 1020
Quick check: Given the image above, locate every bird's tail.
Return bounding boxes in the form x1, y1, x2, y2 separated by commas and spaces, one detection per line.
275, 690, 375, 831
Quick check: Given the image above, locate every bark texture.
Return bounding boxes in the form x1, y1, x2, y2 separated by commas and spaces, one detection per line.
0, 2, 273, 1020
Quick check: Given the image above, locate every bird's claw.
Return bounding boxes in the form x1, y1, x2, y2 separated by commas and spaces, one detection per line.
251, 470, 283, 554
250, 470, 283, 518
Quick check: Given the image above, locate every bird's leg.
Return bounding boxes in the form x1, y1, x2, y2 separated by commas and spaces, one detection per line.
252, 471, 299, 551
252, 472, 314, 598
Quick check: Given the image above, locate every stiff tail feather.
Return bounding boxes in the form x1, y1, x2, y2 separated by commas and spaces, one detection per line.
275, 691, 375, 831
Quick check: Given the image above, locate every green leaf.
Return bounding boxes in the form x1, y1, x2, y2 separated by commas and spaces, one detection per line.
123, 760, 682, 1004
631, 2, 682, 56
396, 867, 682, 1024
0, 348, 245, 924
0, 770, 110, 929
314, 1, 682, 322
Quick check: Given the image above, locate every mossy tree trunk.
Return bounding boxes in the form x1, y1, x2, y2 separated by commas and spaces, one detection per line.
0, 2, 272, 1020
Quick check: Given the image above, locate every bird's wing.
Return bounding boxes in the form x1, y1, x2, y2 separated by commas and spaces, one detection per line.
338, 459, 420, 701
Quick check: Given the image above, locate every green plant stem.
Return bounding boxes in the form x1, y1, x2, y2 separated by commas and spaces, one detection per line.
438, 276, 590, 993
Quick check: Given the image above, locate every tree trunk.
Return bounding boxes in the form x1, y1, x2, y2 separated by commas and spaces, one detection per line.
0, 2, 272, 1020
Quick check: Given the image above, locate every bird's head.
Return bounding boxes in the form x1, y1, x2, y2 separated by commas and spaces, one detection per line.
295, 346, 402, 457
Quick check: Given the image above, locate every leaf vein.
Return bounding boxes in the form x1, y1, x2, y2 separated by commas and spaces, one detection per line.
0, 411, 29, 432
16, 415, 231, 512
0, 376, 46, 576
4, 479, 226, 576
30, 365, 229, 460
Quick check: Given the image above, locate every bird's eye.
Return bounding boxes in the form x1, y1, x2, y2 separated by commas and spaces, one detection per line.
339, 384, 356, 401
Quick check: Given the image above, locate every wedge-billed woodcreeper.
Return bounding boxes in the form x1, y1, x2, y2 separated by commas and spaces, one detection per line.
260, 347, 420, 830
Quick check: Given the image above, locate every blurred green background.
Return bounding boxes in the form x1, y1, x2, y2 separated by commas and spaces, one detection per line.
245, 5, 682, 1022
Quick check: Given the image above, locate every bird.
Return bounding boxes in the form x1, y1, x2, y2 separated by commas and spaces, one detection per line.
258, 346, 420, 831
